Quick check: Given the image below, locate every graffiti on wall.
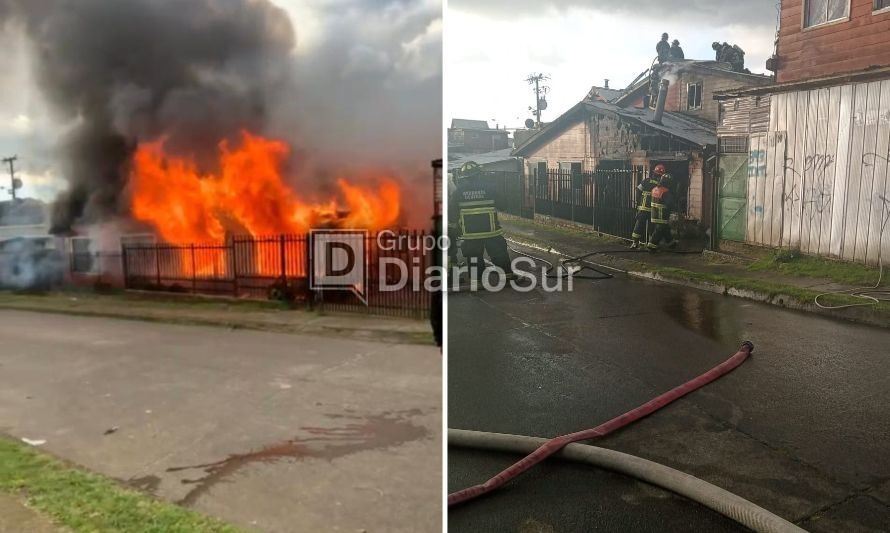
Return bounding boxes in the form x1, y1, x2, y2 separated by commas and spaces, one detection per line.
782, 154, 836, 220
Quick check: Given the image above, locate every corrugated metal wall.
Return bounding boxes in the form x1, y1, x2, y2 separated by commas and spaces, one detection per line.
744, 79, 890, 265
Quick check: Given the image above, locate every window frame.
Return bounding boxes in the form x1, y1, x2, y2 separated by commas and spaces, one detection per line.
69, 237, 97, 274
686, 82, 703, 111
802, 0, 851, 30
875, 0, 890, 14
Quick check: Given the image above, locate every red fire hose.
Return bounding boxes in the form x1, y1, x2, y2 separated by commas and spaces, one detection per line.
449, 341, 755, 507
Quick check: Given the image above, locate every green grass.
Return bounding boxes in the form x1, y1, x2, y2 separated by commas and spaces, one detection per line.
747, 249, 884, 286
642, 263, 890, 315
0, 437, 245, 533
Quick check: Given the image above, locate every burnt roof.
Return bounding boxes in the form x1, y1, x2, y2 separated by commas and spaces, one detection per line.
512, 99, 716, 157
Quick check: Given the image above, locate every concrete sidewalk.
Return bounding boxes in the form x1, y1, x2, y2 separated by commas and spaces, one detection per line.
0, 494, 62, 533
501, 216, 890, 328
0, 310, 441, 533
0, 291, 434, 345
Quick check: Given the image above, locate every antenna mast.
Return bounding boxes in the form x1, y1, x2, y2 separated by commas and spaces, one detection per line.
525, 73, 550, 127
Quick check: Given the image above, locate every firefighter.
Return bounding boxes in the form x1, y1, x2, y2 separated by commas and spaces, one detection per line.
670, 39, 685, 60
656, 33, 670, 63
647, 173, 679, 252
630, 167, 662, 249
449, 162, 514, 280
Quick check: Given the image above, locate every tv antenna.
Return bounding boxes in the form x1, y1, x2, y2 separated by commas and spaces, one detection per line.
525, 73, 550, 127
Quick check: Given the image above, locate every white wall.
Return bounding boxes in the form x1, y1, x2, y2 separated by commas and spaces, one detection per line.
746, 79, 890, 265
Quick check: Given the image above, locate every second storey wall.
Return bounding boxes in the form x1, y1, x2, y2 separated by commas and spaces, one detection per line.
777, 0, 890, 83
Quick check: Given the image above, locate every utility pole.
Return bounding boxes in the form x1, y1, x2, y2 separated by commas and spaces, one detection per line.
525, 73, 550, 128
2, 155, 19, 200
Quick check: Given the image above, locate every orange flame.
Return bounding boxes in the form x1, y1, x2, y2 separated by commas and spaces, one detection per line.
129, 131, 401, 277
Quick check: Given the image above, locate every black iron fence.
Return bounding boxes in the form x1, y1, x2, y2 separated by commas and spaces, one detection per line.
118, 231, 433, 318
477, 168, 641, 239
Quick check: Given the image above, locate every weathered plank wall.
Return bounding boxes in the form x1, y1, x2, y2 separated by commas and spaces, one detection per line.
746, 79, 890, 265
777, 0, 890, 84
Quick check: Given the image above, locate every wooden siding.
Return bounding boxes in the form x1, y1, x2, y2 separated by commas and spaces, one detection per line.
717, 95, 772, 136
740, 79, 890, 265
777, 0, 890, 83
524, 120, 595, 174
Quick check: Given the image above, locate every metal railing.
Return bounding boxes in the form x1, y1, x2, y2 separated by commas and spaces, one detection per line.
118, 232, 433, 318
478, 168, 640, 239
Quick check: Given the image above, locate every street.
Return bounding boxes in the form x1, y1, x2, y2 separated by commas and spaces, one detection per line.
448, 249, 890, 532
0, 310, 441, 533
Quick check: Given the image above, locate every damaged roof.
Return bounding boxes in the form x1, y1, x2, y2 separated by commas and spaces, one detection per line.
586, 85, 623, 103
513, 99, 716, 157
447, 148, 517, 170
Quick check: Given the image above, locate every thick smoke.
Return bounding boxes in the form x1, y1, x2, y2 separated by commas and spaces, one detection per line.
0, 0, 297, 233
450, 0, 776, 26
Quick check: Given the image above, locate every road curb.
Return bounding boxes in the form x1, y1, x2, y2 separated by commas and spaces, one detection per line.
0, 303, 435, 346
507, 235, 890, 330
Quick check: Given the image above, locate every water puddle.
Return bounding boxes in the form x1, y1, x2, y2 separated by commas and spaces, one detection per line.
165, 409, 427, 506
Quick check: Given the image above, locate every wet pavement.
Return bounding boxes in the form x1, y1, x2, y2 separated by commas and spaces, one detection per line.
448, 246, 890, 532
0, 310, 441, 533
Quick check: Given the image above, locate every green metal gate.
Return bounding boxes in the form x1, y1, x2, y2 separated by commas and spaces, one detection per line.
717, 151, 748, 242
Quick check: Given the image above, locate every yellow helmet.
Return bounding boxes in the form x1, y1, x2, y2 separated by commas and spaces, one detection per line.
458, 161, 482, 180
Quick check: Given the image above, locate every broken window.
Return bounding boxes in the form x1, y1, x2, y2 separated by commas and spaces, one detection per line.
687, 82, 703, 110
876, 0, 890, 11
804, 0, 849, 28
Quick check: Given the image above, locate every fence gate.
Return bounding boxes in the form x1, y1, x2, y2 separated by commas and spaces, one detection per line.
717, 138, 750, 242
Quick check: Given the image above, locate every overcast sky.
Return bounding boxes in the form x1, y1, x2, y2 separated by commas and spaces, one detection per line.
447, 0, 779, 130
0, 0, 442, 203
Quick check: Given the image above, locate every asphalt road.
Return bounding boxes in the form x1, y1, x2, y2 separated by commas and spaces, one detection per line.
448, 248, 890, 532
0, 310, 441, 533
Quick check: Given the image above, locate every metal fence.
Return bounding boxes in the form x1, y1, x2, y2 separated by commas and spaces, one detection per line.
119, 231, 433, 318
477, 171, 533, 219
479, 168, 640, 239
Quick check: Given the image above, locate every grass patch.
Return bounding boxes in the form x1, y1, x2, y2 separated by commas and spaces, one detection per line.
641, 262, 890, 314
0, 437, 245, 533
747, 249, 884, 286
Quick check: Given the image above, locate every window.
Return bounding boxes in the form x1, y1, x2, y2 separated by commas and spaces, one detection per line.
70, 237, 95, 274
687, 82, 703, 110
804, 0, 849, 28
876, 0, 890, 11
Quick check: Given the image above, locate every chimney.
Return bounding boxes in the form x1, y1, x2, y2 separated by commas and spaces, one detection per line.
604, 79, 609, 89
653, 79, 669, 125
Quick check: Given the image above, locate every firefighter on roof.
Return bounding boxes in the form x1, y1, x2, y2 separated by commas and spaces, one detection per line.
449, 162, 514, 280
647, 170, 679, 252
630, 167, 662, 249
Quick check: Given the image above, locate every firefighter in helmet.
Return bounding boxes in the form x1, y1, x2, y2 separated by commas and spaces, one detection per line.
449, 161, 514, 279
630, 166, 662, 249
647, 170, 679, 252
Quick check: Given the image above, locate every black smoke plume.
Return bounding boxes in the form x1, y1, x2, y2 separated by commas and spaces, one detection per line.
0, 0, 296, 233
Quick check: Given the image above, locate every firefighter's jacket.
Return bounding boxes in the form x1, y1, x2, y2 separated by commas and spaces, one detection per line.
636, 176, 661, 212
449, 175, 504, 240
650, 184, 673, 225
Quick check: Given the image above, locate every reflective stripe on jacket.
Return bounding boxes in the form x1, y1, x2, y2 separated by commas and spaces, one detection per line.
651, 202, 669, 225
636, 178, 660, 212
458, 200, 503, 239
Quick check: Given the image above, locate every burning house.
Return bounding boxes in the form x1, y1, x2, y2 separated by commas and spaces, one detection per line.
511, 61, 771, 237
0, 0, 427, 309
